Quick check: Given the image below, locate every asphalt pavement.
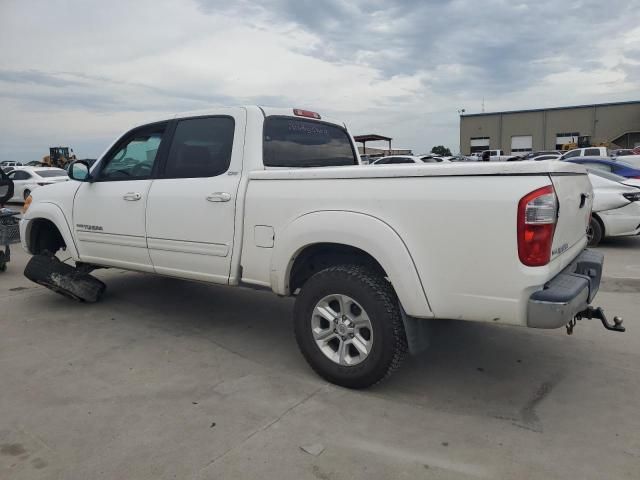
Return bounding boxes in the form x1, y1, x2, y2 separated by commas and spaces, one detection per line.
1, 236, 639, 479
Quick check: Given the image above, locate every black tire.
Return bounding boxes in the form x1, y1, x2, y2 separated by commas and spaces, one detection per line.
587, 217, 603, 246
24, 254, 106, 302
294, 265, 407, 389
23, 189, 31, 201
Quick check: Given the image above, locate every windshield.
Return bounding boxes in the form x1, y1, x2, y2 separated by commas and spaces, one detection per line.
612, 159, 635, 169
588, 168, 626, 182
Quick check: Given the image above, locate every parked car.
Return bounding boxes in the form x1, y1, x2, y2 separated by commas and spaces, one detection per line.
612, 155, 640, 169
0, 161, 23, 167
587, 170, 640, 246
480, 149, 520, 161
610, 149, 636, 158
563, 156, 640, 178
587, 168, 640, 189
560, 146, 608, 160
20, 106, 621, 388
6, 167, 69, 202
425, 155, 452, 162
520, 151, 561, 160
371, 155, 438, 165
532, 154, 561, 161
25, 161, 45, 167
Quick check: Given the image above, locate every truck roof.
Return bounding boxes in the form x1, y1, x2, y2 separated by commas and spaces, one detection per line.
164, 106, 346, 128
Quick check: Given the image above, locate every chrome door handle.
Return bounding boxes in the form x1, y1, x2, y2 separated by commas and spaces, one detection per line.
123, 192, 142, 201
206, 192, 231, 202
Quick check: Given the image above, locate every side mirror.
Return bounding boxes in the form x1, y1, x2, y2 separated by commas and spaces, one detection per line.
69, 160, 91, 182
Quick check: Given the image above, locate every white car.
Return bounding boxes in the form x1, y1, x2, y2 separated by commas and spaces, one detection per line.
531, 154, 561, 161
613, 155, 640, 169
7, 167, 69, 202
0, 161, 23, 167
372, 155, 439, 164
20, 106, 622, 388
587, 169, 640, 246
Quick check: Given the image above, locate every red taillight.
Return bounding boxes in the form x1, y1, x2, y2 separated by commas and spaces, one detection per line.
517, 185, 558, 266
293, 109, 321, 119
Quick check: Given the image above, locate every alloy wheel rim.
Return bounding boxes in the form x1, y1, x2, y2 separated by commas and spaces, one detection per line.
311, 294, 373, 366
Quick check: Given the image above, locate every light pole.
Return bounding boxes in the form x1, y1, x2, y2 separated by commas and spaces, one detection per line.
457, 109, 466, 154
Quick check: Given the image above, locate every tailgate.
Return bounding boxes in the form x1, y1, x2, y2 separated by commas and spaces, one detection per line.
550, 173, 592, 259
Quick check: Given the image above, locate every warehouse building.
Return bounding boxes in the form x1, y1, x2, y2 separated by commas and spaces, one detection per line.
459, 100, 640, 155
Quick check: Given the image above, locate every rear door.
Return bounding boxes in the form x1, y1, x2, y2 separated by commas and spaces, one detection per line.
145, 110, 246, 283
550, 173, 593, 258
73, 122, 169, 271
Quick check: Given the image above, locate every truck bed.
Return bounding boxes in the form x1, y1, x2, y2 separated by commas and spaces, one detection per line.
242, 160, 590, 326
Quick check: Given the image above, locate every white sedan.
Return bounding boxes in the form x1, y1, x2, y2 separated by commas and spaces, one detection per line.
588, 169, 640, 246
7, 167, 69, 202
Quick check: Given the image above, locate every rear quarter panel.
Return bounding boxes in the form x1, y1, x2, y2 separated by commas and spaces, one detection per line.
241, 172, 586, 326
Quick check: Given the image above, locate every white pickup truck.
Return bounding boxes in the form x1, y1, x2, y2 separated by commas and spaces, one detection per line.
20, 106, 624, 388
480, 149, 521, 162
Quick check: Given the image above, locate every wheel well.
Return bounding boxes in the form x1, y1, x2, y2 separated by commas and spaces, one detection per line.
592, 213, 605, 235
288, 243, 387, 294
29, 219, 66, 255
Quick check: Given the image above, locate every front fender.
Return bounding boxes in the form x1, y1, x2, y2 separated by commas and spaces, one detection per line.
21, 202, 79, 259
271, 210, 433, 318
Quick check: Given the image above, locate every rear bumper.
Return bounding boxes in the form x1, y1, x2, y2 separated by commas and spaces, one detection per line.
527, 249, 603, 329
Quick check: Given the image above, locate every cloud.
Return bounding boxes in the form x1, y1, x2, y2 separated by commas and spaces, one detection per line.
0, 0, 638, 160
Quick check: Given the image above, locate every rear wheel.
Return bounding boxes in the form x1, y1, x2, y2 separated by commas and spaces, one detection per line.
24, 254, 106, 302
587, 217, 603, 246
294, 264, 407, 389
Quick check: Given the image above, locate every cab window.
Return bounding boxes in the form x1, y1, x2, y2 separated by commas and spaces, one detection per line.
98, 124, 166, 180
163, 117, 235, 178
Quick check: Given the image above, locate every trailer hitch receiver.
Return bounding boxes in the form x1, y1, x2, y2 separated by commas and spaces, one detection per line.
567, 306, 625, 334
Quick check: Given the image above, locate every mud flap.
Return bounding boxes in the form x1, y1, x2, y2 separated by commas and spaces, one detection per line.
400, 308, 433, 355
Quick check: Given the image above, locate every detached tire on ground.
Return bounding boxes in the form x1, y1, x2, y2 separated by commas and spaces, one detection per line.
24, 254, 106, 302
294, 264, 408, 389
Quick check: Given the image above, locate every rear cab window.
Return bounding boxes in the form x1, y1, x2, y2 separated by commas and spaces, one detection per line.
263, 116, 357, 168
585, 148, 602, 156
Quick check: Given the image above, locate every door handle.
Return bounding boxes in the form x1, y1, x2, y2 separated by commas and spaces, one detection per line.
580, 192, 590, 208
123, 192, 142, 201
206, 192, 231, 202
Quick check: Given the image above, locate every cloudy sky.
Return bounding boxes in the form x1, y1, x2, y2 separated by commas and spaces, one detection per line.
1, 0, 639, 161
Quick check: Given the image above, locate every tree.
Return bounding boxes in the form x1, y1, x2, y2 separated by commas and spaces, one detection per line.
431, 145, 452, 156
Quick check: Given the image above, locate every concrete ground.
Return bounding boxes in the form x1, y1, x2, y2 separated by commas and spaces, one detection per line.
0, 234, 639, 479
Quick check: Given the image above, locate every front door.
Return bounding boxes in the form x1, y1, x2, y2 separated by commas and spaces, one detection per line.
145, 110, 245, 283
73, 122, 169, 271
